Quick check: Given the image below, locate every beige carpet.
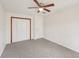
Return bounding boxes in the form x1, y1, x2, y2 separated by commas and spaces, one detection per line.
1, 38, 79, 58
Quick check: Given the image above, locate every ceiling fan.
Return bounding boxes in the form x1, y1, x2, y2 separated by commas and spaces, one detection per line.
28, 0, 55, 13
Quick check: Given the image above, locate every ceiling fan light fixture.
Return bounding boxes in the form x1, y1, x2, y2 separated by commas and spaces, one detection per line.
29, 0, 55, 13
39, 8, 44, 12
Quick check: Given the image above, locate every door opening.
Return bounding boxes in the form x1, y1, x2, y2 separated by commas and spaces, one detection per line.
10, 16, 32, 44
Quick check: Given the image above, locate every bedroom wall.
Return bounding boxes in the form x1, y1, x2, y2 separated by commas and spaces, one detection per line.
5, 12, 44, 43
44, 4, 79, 52
0, 4, 6, 56
34, 14, 44, 39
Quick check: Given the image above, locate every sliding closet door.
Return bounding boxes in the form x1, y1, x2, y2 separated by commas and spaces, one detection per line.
12, 18, 30, 43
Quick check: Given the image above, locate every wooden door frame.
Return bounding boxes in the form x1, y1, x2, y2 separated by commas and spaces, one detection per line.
11, 16, 32, 44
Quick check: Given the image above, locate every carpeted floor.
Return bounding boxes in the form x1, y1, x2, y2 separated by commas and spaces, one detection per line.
1, 38, 79, 58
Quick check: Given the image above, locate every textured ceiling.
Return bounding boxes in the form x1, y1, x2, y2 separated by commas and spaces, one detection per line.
0, 0, 79, 14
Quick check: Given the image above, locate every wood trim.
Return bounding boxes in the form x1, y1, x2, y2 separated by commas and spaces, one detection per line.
30, 19, 31, 40
11, 16, 31, 20
10, 16, 32, 44
11, 17, 12, 43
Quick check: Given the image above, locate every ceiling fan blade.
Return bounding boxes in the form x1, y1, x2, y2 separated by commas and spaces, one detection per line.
43, 3, 54, 7
28, 7, 38, 9
44, 9, 50, 12
34, 0, 41, 7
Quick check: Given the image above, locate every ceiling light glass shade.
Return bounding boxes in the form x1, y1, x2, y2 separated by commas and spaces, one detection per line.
39, 8, 44, 12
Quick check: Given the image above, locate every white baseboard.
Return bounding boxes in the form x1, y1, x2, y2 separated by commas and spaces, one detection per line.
34, 37, 44, 40
0, 44, 6, 57
44, 38, 79, 53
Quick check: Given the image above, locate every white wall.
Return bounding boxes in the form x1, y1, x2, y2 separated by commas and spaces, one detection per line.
6, 12, 44, 43
34, 14, 44, 39
0, 4, 6, 56
44, 5, 79, 52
